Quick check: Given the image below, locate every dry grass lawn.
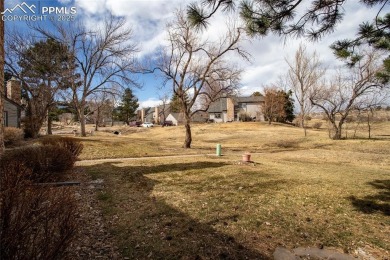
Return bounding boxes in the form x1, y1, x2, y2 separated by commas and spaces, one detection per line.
75, 121, 390, 259
76, 120, 390, 160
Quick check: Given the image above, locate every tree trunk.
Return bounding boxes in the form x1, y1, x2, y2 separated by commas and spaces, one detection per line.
332, 125, 342, 140
24, 103, 45, 138
95, 107, 100, 132
47, 116, 52, 135
0, 0, 5, 155
367, 112, 371, 139
25, 117, 41, 138
183, 119, 192, 148
301, 113, 307, 137
299, 103, 307, 137
79, 111, 86, 137
111, 110, 114, 127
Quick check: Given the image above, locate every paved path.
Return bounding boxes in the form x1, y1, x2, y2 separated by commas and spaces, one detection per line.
76, 151, 270, 165
76, 153, 216, 165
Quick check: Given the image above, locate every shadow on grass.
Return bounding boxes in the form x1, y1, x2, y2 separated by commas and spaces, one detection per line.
348, 180, 390, 216
79, 161, 269, 259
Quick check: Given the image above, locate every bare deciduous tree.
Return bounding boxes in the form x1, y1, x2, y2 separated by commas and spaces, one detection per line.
158, 93, 171, 124
156, 10, 247, 148
36, 16, 140, 136
87, 91, 116, 131
263, 86, 286, 125
310, 50, 387, 140
286, 44, 325, 136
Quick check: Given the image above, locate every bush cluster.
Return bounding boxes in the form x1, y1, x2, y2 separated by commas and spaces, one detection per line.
0, 163, 78, 259
0, 136, 82, 258
4, 127, 24, 146
312, 122, 323, 129
0, 136, 83, 182
39, 136, 84, 160
0, 145, 74, 182
265, 140, 300, 149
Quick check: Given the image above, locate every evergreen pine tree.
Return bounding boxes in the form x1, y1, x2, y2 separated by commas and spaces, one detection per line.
117, 88, 139, 124
283, 90, 295, 123
170, 92, 189, 113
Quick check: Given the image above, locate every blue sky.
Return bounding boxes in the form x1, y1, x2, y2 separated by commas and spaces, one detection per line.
4, 0, 389, 108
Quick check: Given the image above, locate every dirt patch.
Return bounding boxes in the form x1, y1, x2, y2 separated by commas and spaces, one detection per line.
66, 169, 121, 259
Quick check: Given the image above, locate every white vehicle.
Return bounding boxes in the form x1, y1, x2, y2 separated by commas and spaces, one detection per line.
142, 122, 154, 128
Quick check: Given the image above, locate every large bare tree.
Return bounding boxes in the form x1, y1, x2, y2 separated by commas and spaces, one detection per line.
87, 91, 116, 131
0, 0, 4, 155
36, 16, 139, 136
156, 10, 246, 148
263, 86, 287, 125
310, 50, 387, 140
286, 44, 325, 136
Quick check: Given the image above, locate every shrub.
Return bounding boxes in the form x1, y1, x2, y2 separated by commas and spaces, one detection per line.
312, 122, 323, 129
4, 127, 24, 146
238, 112, 252, 122
39, 136, 83, 160
0, 145, 74, 182
265, 140, 300, 149
292, 118, 302, 127
0, 162, 78, 259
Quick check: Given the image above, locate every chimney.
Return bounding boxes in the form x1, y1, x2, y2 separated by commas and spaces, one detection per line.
141, 109, 145, 122
154, 106, 159, 124
6, 77, 21, 105
226, 97, 235, 121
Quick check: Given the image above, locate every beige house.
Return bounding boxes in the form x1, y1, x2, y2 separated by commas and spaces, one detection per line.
2, 77, 23, 128
208, 95, 265, 122
165, 111, 207, 126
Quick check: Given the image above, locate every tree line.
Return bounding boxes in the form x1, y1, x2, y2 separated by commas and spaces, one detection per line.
0, 1, 389, 155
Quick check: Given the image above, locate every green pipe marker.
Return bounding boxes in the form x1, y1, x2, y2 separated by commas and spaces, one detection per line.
216, 144, 222, 156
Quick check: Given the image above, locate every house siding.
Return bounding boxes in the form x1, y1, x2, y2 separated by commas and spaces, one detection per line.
165, 114, 179, 126
209, 112, 226, 123
4, 99, 20, 127
245, 103, 263, 121
208, 95, 265, 122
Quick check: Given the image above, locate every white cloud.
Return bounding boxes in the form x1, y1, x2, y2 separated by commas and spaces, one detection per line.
70, 0, 387, 101
75, 0, 107, 15
139, 98, 161, 108
58, 0, 73, 4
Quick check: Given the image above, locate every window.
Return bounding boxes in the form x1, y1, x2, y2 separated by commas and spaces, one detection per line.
215, 113, 221, 119
3, 111, 8, 127
240, 103, 247, 108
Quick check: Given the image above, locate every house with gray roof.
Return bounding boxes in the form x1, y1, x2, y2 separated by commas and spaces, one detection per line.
208, 95, 265, 122
2, 77, 23, 128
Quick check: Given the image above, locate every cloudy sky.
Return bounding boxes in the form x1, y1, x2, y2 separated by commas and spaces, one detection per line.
5, 0, 388, 108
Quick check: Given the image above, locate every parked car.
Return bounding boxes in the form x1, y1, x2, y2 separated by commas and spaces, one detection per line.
142, 122, 153, 128
129, 121, 142, 127
162, 120, 173, 127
